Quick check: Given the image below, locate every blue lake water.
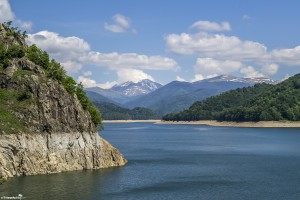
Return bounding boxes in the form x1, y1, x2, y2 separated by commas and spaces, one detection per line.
1, 123, 300, 199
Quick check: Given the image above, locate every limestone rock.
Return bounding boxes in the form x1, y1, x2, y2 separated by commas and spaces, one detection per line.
0, 132, 127, 178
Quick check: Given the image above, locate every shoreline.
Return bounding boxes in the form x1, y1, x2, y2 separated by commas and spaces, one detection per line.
157, 120, 300, 127
103, 120, 300, 127
103, 120, 161, 123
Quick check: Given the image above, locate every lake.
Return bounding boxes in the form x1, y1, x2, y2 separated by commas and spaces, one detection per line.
1, 123, 300, 199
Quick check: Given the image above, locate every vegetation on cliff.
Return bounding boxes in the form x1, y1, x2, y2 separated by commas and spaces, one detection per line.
163, 74, 300, 122
0, 22, 102, 133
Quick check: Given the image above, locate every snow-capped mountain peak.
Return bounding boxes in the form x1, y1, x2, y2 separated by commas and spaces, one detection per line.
111, 79, 162, 97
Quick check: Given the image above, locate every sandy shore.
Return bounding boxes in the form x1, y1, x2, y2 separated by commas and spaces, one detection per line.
103, 120, 161, 123
157, 120, 300, 127
103, 120, 300, 127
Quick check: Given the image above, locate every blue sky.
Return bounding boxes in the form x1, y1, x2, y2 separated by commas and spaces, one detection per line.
1, 0, 300, 87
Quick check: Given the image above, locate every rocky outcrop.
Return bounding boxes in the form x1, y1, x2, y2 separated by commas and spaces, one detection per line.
0, 24, 127, 179
1, 58, 95, 134
0, 131, 127, 178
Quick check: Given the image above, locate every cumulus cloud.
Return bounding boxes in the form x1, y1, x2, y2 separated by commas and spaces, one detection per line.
0, 0, 14, 22
167, 19, 300, 78
166, 32, 267, 60
194, 57, 271, 79
240, 66, 264, 78
77, 76, 99, 88
190, 20, 231, 32
78, 68, 154, 88
176, 76, 186, 82
80, 51, 179, 71
26, 30, 179, 85
0, 0, 32, 30
82, 70, 92, 76
271, 46, 300, 66
97, 81, 118, 89
27, 31, 178, 74
191, 74, 205, 82
16, 19, 33, 31
77, 76, 118, 89
27, 31, 90, 73
262, 63, 278, 76
104, 14, 135, 33
117, 68, 154, 83
194, 58, 243, 76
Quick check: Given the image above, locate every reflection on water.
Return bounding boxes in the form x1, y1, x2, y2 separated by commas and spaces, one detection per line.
1, 123, 300, 200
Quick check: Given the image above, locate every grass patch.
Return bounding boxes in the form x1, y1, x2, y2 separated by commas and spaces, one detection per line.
12, 68, 36, 78
0, 89, 31, 133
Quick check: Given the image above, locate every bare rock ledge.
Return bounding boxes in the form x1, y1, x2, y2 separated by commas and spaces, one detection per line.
0, 132, 127, 178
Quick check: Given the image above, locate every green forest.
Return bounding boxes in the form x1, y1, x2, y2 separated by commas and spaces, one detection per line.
163, 74, 300, 122
93, 101, 160, 120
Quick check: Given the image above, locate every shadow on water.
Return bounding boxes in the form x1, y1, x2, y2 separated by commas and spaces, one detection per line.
0, 167, 125, 200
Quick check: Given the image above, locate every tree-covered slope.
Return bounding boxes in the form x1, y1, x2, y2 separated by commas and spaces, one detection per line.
163, 74, 300, 122
93, 101, 160, 120
0, 22, 102, 133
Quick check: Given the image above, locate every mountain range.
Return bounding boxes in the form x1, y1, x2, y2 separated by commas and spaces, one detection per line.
85, 75, 278, 116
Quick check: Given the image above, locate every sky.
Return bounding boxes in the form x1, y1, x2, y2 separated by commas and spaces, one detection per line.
1, 0, 300, 88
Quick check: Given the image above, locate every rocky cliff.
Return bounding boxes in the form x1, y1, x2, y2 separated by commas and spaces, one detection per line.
0, 23, 127, 180
0, 132, 126, 178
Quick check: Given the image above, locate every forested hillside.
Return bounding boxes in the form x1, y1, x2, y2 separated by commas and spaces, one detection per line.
93, 101, 160, 120
163, 74, 300, 122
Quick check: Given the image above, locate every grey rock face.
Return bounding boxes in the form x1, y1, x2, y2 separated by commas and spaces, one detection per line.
0, 132, 127, 178
0, 27, 127, 179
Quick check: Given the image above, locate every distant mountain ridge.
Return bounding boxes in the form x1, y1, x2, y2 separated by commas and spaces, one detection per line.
86, 75, 278, 116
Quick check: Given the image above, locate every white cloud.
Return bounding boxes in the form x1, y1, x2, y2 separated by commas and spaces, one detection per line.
97, 81, 118, 89
117, 68, 154, 83
0, 0, 14, 22
240, 66, 264, 78
16, 19, 33, 31
176, 76, 186, 82
27, 30, 178, 85
83, 70, 92, 77
271, 46, 300, 66
194, 58, 243, 76
104, 14, 135, 33
27, 30, 179, 81
167, 20, 300, 79
191, 74, 205, 82
77, 76, 119, 89
78, 68, 154, 88
80, 51, 179, 71
166, 32, 267, 60
262, 63, 278, 76
194, 58, 272, 79
190, 20, 231, 32
27, 31, 90, 73
77, 76, 99, 88
0, 0, 32, 31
